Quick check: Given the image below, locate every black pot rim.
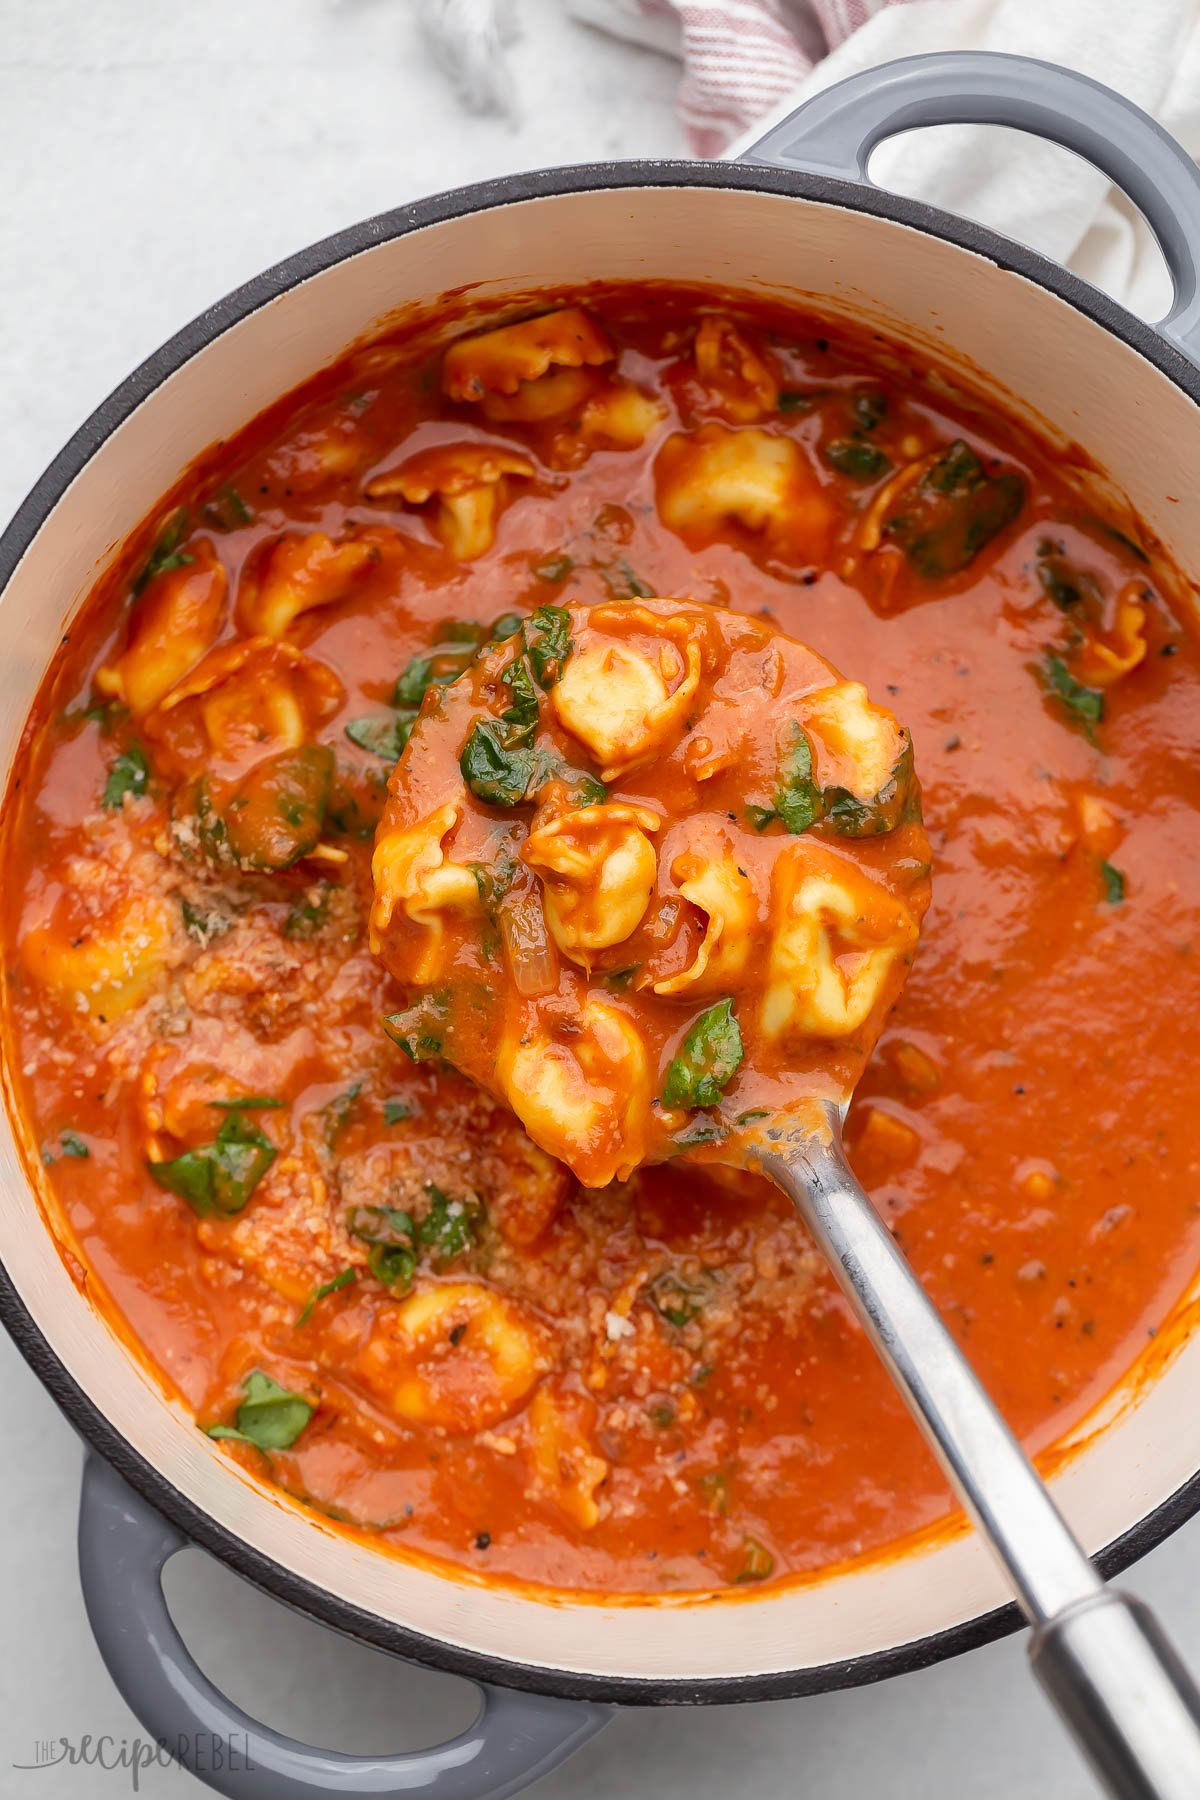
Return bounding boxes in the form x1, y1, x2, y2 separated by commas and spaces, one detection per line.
3, 156, 1200, 1709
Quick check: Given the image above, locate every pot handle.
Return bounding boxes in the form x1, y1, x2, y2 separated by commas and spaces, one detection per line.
77, 1457, 612, 1799
739, 50, 1200, 367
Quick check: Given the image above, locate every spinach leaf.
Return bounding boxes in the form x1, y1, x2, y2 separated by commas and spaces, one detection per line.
296, 1267, 357, 1327
148, 1105, 277, 1216
886, 439, 1025, 578
662, 999, 743, 1111
460, 720, 541, 807
209, 1096, 284, 1111
383, 1002, 444, 1063
384, 1098, 414, 1125
490, 610, 526, 639
418, 1186, 483, 1266
203, 486, 254, 532
526, 605, 573, 686
1043, 654, 1105, 742
345, 714, 411, 760
774, 724, 821, 834
59, 1131, 90, 1159
602, 560, 654, 601
777, 389, 817, 412
393, 621, 484, 709
102, 744, 150, 809
206, 1369, 313, 1451
1100, 860, 1126, 905
132, 509, 192, 596
347, 1204, 418, 1292
821, 740, 917, 838
823, 439, 892, 482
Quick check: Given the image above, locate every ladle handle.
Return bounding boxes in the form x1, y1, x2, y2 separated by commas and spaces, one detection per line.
762, 1126, 1200, 1799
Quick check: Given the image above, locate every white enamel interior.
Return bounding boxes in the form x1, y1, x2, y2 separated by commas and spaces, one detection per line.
3, 181, 1200, 1687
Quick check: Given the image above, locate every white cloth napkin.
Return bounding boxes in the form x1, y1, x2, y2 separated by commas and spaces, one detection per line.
577, 0, 1200, 318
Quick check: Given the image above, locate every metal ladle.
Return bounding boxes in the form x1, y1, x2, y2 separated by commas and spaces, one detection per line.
752, 1099, 1200, 1799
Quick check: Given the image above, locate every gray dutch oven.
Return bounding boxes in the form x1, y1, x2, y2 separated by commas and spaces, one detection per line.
4, 49, 1200, 1799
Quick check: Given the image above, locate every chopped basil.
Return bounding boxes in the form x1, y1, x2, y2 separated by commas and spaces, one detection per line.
886, 439, 1025, 578
650, 1269, 717, 1328
345, 714, 411, 761
566, 770, 607, 807
531, 555, 573, 584
347, 1204, 418, 1292
148, 1105, 277, 1216
746, 804, 777, 833
1035, 542, 1102, 612
662, 999, 743, 1111
203, 486, 254, 532
132, 509, 192, 596
59, 1131, 89, 1159
603, 560, 654, 601
823, 438, 892, 482
393, 621, 485, 714
321, 1081, 362, 1149
526, 604, 573, 687
205, 1369, 313, 1452
209, 1096, 285, 1110
774, 724, 821, 834
296, 1267, 357, 1327
383, 1002, 444, 1063
851, 390, 888, 431
490, 610, 526, 639
1100, 860, 1127, 905
1043, 654, 1105, 742
102, 744, 150, 809
284, 882, 333, 938
384, 1098, 414, 1125
735, 1538, 775, 1584
419, 1185, 483, 1266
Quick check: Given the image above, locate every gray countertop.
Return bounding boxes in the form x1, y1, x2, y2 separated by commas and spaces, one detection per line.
2, 4, 1199, 1794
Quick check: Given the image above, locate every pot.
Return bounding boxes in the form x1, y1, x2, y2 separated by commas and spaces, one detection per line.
4, 50, 1200, 1800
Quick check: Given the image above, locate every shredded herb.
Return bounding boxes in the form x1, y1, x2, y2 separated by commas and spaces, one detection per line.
132, 509, 192, 595
345, 714, 412, 761
59, 1131, 89, 1159
383, 1001, 444, 1063
1100, 860, 1127, 905
1043, 654, 1105, 742
823, 438, 891, 482
650, 1269, 717, 1328
886, 439, 1025, 578
205, 1370, 313, 1452
851, 390, 888, 431
102, 744, 150, 809
347, 1205, 418, 1292
384, 1098, 414, 1125
296, 1267, 357, 1327
531, 554, 573, 584
777, 389, 816, 412
662, 999, 743, 1111
148, 1103, 278, 1216
774, 723, 821, 833
525, 604, 573, 686
321, 1081, 362, 1149
735, 1538, 775, 1584
419, 1185, 484, 1266
284, 883, 333, 938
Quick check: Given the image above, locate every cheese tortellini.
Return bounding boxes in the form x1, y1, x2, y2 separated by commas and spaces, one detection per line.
762, 842, 919, 1042
443, 306, 615, 422
22, 863, 178, 1024
692, 316, 779, 421
550, 602, 717, 780
523, 802, 661, 960
365, 441, 536, 560
370, 802, 481, 975
371, 594, 930, 1183
146, 637, 343, 779
353, 1280, 549, 1431
236, 529, 384, 639
656, 424, 834, 562
497, 998, 651, 1187
96, 540, 227, 718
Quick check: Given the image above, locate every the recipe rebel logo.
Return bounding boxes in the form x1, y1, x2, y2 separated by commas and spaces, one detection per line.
12, 1732, 254, 1789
